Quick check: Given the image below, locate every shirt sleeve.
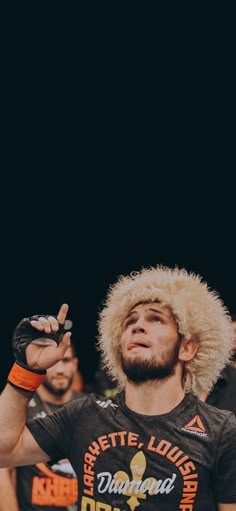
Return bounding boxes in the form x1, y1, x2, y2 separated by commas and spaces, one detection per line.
213, 412, 236, 503
26, 394, 88, 463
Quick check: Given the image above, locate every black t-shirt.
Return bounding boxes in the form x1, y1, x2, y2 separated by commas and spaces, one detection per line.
27, 392, 236, 511
17, 391, 83, 511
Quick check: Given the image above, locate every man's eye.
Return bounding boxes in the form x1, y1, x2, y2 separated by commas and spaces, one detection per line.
152, 316, 162, 322
124, 318, 136, 328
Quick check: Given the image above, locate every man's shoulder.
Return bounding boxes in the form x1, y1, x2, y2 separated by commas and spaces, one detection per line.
195, 393, 236, 427
67, 391, 120, 405
58, 392, 121, 420
71, 390, 85, 400
190, 392, 236, 423
184, 394, 236, 446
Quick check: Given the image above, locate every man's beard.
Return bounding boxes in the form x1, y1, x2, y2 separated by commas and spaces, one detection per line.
42, 376, 73, 397
121, 337, 182, 384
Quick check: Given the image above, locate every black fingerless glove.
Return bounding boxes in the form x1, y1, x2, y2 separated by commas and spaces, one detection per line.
12, 315, 65, 365
8, 315, 65, 394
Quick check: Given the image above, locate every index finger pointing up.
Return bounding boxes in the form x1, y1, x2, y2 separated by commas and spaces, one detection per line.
57, 303, 69, 325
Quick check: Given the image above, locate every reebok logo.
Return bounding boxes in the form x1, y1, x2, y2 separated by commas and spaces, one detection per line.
185, 415, 205, 433
182, 415, 207, 437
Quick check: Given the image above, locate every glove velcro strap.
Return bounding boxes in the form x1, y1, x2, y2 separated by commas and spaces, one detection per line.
7, 362, 46, 393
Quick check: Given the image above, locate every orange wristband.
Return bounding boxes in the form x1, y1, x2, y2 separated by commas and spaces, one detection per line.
7, 362, 46, 393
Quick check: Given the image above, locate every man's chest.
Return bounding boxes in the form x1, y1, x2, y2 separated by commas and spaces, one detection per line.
68, 413, 216, 510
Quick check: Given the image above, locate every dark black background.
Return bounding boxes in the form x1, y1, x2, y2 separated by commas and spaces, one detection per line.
1, 6, 236, 390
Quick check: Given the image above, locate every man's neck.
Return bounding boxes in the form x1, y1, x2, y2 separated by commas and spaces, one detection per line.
124, 377, 185, 415
37, 386, 73, 405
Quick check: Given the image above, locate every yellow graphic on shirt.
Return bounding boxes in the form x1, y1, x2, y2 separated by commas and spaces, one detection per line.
96, 451, 176, 511
114, 451, 158, 511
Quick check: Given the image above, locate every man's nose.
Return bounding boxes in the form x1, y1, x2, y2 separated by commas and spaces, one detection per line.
131, 320, 145, 334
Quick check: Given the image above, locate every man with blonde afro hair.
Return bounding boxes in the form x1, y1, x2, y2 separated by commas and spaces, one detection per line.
98, 265, 233, 395
0, 266, 236, 510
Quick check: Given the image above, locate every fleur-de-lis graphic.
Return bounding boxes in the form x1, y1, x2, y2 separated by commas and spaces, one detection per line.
114, 451, 158, 511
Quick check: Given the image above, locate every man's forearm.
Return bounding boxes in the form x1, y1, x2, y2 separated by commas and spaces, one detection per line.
0, 304, 70, 467
0, 467, 19, 511
0, 384, 29, 464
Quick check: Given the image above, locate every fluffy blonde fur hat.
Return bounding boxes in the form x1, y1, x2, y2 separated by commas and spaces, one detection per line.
98, 266, 233, 395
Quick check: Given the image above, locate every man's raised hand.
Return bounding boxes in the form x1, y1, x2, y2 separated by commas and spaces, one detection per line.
13, 304, 71, 371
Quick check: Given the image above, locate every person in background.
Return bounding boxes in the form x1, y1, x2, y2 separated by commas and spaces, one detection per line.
0, 266, 236, 509
71, 366, 84, 392
198, 361, 236, 415
198, 312, 236, 414
64, 320, 84, 392
94, 359, 119, 397
0, 340, 83, 511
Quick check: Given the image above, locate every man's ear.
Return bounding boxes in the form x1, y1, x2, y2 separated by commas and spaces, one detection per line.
178, 337, 199, 362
